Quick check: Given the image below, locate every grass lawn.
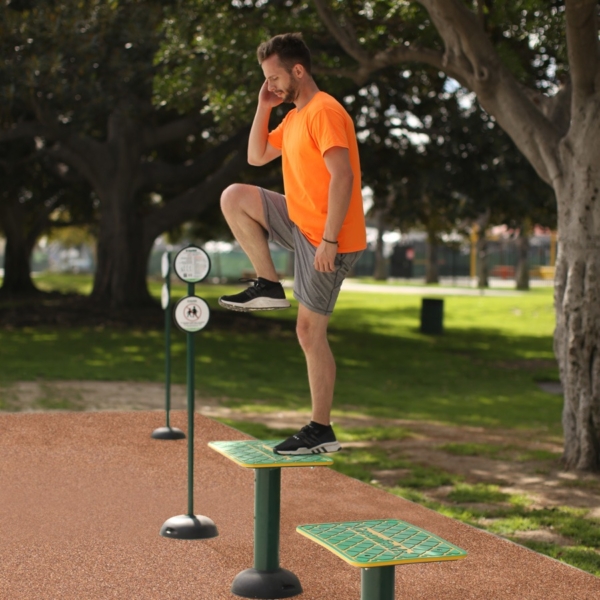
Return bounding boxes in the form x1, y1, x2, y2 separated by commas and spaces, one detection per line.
4, 273, 598, 577
2, 273, 560, 431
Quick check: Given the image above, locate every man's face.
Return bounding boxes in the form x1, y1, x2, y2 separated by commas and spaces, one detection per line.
261, 55, 300, 104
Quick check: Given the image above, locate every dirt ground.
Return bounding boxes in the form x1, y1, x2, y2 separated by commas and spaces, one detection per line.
3, 379, 599, 528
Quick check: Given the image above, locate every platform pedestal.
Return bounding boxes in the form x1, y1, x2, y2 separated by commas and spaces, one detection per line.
208, 440, 333, 599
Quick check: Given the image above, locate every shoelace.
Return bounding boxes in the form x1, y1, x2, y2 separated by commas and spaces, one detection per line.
293, 425, 321, 445
238, 278, 265, 298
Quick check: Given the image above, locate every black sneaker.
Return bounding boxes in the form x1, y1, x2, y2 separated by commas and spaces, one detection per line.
273, 424, 341, 455
218, 278, 291, 312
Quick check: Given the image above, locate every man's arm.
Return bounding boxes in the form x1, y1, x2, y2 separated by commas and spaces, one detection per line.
248, 81, 283, 166
314, 146, 354, 273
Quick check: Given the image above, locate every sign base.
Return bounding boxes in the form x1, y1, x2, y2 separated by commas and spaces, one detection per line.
151, 426, 185, 440
160, 514, 218, 540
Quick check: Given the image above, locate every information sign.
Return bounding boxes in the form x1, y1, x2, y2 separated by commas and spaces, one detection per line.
174, 246, 211, 283
161, 252, 171, 279
161, 284, 170, 310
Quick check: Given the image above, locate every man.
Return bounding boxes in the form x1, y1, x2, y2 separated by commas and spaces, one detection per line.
219, 33, 366, 455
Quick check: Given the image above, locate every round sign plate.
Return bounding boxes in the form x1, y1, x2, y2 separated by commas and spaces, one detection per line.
173, 245, 211, 283
161, 252, 171, 279
173, 296, 210, 333
161, 283, 170, 310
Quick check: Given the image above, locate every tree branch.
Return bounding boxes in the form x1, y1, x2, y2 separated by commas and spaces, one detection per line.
46, 141, 102, 189
415, 0, 564, 185
0, 122, 55, 143
140, 126, 250, 191
312, 0, 371, 64
314, 0, 565, 186
565, 0, 598, 103
142, 114, 206, 150
144, 149, 248, 245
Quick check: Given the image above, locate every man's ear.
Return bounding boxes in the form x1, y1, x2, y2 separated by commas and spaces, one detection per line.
293, 64, 305, 78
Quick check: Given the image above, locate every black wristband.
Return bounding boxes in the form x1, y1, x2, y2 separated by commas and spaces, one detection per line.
322, 237, 338, 245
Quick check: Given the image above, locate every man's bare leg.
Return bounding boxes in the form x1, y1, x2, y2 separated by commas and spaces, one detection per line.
296, 304, 335, 425
220, 183, 278, 281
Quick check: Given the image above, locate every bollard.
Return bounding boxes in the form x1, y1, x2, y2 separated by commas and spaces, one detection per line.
420, 298, 444, 335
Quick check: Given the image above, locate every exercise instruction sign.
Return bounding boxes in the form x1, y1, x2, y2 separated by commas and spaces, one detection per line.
174, 246, 211, 283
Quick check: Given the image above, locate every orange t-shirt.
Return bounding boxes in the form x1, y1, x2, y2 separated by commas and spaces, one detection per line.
267, 92, 366, 253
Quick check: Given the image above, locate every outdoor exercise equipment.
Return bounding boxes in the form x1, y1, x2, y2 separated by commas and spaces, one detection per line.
160, 245, 218, 540
209, 440, 333, 599
152, 250, 185, 440
296, 518, 467, 600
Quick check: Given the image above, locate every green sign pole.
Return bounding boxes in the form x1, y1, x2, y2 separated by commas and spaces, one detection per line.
186, 281, 195, 516
152, 251, 185, 440
159, 245, 217, 540
165, 269, 172, 429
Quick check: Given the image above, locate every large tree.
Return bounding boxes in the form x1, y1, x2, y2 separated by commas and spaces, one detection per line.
1, 0, 249, 308
0, 140, 93, 295
313, 0, 598, 470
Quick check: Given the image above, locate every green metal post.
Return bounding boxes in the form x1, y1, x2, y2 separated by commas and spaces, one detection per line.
254, 468, 281, 572
187, 281, 195, 516
164, 252, 172, 428
361, 566, 395, 600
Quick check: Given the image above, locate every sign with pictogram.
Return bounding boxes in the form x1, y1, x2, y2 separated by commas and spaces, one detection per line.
174, 296, 210, 333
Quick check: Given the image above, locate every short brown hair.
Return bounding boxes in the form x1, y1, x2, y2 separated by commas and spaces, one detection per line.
257, 33, 312, 74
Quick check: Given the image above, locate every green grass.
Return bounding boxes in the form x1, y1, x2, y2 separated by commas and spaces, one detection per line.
1, 274, 561, 432
440, 442, 562, 463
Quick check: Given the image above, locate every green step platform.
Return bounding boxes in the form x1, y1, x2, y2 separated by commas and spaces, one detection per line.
208, 439, 334, 469
297, 519, 467, 600
208, 439, 333, 599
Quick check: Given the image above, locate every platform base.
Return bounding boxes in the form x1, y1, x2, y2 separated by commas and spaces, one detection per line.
151, 426, 186, 440
159, 514, 218, 540
231, 568, 302, 599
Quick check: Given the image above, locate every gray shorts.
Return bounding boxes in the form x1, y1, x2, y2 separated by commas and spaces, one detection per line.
260, 188, 363, 316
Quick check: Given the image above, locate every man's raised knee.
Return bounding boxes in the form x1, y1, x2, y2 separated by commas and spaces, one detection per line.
220, 183, 245, 215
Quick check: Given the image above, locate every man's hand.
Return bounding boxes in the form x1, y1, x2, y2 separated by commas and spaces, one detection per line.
258, 80, 283, 109
314, 240, 337, 273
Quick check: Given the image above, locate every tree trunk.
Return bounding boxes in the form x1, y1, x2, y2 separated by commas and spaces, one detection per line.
425, 230, 439, 284
91, 187, 154, 309
373, 208, 387, 280
553, 171, 600, 471
476, 229, 489, 288
515, 224, 530, 291
0, 200, 38, 295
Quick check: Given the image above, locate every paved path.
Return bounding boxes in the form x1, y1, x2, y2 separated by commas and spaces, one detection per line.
1, 411, 598, 600
340, 280, 524, 297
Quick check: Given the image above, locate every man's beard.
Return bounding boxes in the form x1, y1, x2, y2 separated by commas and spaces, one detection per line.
281, 78, 300, 103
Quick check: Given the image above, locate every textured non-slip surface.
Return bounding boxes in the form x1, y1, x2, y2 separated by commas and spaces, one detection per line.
1, 410, 599, 600
208, 439, 333, 468
296, 519, 467, 567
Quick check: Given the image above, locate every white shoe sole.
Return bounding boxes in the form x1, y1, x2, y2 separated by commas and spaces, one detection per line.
218, 297, 291, 312
274, 441, 342, 455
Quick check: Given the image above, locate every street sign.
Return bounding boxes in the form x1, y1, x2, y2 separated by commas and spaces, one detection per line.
173, 296, 210, 333
174, 246, 211, 283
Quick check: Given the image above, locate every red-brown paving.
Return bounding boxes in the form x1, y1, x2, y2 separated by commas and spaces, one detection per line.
0, 410, 598, 600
